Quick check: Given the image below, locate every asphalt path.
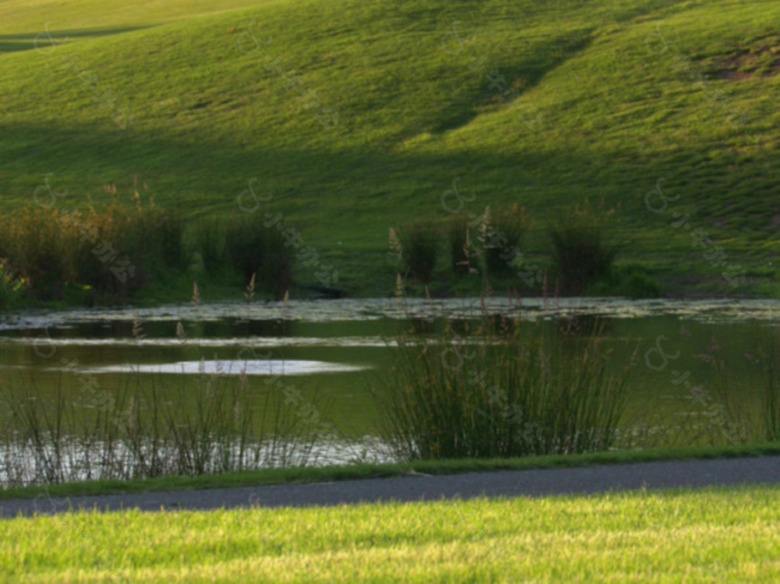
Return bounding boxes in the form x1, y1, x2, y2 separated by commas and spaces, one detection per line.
2, 455, 779, 518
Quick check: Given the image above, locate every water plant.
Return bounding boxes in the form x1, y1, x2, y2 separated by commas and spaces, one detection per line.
378, 308, 635, 460
0, 191, 187, 303
447, 215, 476, 276
0, 364, 330, 487
480, 204, 529, 278
224, 214, 295, 299
549, 200, 619, 295
0, 260, 26, 311
390, 220, 439, 284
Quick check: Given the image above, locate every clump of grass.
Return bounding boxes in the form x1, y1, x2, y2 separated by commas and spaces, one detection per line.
193, 217, 227, 276
0, 260, 26, 310
76, 192, 186, 301
761, 345, 780, 442
0, 190, 187, 303
0, 364, 330, 486
549, 200, 619, 295
0, 207, 80, 300
379, 310, 635, 460
480, 204, 529, 278
447, 215, 476, 276
390, 221, 439, 284
224, 214, 294, 299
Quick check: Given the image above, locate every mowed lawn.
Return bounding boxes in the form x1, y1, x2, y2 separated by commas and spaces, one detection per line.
2, 485, 778, 582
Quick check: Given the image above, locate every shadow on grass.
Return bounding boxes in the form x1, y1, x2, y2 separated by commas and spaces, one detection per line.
0, 27, 150, 54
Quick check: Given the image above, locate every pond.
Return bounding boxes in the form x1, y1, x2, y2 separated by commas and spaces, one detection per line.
0, 297, 778, 486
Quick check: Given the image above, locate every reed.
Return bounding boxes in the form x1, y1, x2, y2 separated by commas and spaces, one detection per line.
379, 310, 635, 460
0, 367, 327, 487
549, 201, 619, 295
481, 204, 529, 278
0, 260, 25, 310
0, 193, 186, 303
447, 215, 475, 276
224, 214, 294, 299
391, 220, 440, 284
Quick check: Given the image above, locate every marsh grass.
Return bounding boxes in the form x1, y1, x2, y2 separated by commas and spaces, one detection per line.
0, 193, 186, 303
549, 201, 619, 295
701, 335, 780, 445
224, 214, 294, 299
447, 215, 475, 276
194, 217, 227, 276
763, 347, 780, 442
481, 204, 529, 278
391, 220, 439, 284
379, 308, 635, 460
0, 367, 328, 487
0, 260, 25, 310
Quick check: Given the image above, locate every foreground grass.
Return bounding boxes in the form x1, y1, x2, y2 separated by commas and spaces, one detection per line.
1, 485, 778, 582
3, 442, 779, 501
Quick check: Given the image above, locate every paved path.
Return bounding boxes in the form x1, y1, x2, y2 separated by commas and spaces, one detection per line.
2, 455, 779, 518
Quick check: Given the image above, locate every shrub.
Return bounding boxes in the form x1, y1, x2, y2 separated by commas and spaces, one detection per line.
391, 221, 439, 284
225, 214, 294, 299
378, 311, 634, 460
549, 201, 619, 295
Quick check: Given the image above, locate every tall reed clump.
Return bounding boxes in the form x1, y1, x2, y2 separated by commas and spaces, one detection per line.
762, 346, 780, 442
0, 365, 329, 486
379, 313, 635, 460
76, 191, 186, 301
0, 207, 81, 300
194, 217, 227, 277
0, 190, 186, 303
224, 214, 294, 299
389, 220, 439, 284
480, 204, 529, 278
0, 260, 26, 310
549, 200, 619, 295
447, 215, 476, 276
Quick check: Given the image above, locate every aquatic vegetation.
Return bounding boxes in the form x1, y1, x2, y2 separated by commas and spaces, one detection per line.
480, 204, 529, 278
0, 192, 186, 302
223, 214, 295, 299
391, 220, 440, 284
549, 201, 619, 295
0, 366, 331, 486
379, 307, 636, 460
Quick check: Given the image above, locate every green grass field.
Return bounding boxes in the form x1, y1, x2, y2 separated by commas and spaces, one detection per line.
0, 0, 778, 298
2, 485, 778, 582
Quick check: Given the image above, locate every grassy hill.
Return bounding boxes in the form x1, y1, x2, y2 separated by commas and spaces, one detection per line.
0, 0, 778, 299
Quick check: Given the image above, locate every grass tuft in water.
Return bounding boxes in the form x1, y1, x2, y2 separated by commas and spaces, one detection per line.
379, 307, 635, 460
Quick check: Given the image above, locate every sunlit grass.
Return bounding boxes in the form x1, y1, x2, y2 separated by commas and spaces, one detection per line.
1, 485, 778, 582
0, 0, 776, 296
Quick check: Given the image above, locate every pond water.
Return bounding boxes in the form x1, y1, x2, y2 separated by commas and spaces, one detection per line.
0, 297, 778, 485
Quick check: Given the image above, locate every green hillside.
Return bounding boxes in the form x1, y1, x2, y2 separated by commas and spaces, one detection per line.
0, 0, 778, 298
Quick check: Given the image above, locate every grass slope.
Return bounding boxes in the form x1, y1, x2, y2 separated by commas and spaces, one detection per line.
1, 485, 779, 582
0, 0, 778, 296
